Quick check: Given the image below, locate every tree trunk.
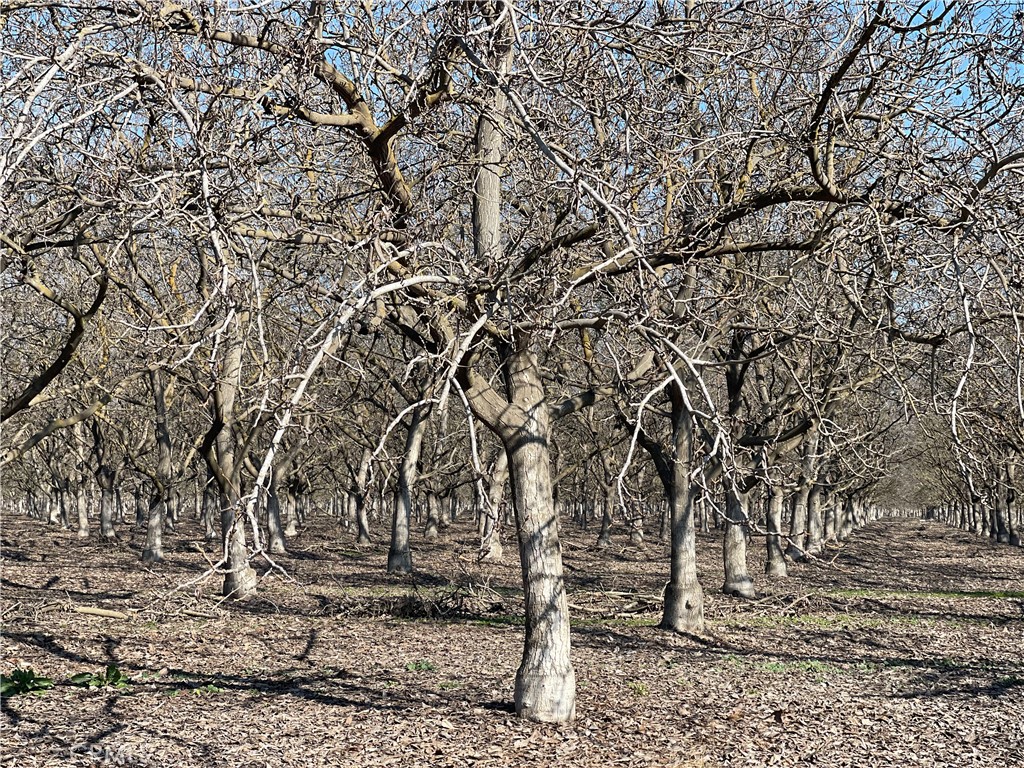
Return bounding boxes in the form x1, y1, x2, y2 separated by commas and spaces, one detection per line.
765, 484, 787, 577
142, 497, 165, 564
722, 486, 755, 598
75, 483, 89, 538
823, 493, 837, 542
91, 421, 117, 541
659, 399, 704, 634
596, 489, 614, 548
351, 447, 373, 546
388, 403, 429, 574
786, 422, 819, 560
267, 472, 288, 555
144, 367, 173, 563
479, 448, 508, 561
283, 482, 300, 537
1007, 463, 1020, 546
456, 14, 572, 722
460, 342, 575, 723
805, 482, 824, 557
503, 354, 575, 723
424, 490, 441, 541
786, 486, 809, 561
209, 313, 257, 599
98, 469, 117, 541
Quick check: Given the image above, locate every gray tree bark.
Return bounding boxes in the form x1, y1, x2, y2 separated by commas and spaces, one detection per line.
351, 446, 373, 546
722, 485, 756, 598
478, 448, 508, 560
207, 312, 257, 599
765, 484, 788, 578
659, 397, 705, 634
805, 482, 824, 557
143, 367, 173, 564
388, 403, 429, 573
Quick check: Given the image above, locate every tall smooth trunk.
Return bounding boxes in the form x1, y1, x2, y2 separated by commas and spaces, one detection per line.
98, 472, 117, 541
212, 314, 257, 599
786, 423, 819, 560
351, 446, 373, 545
267, 473, 288, 555
765, 485, 787, 577
660, 401, 704, 633
75, 482, 89, 538
388, 404, 429, 573
424, 491, 441, 541
144, 367, 173, 563
504, 354, 575, 723
479, 448, 508, 560
596, 488, 614, 548
805, 483, 824, 556
722, 487, 755, 598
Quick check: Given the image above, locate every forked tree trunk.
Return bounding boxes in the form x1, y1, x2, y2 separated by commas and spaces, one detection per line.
460, 342, 575, 723
455, 12, 572, 722
765, 484, 787, 577
388, 404, 429, 574
659, 399, 704, 634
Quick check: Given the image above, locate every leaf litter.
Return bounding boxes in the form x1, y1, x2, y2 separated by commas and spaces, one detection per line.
1, 516, 1021, 767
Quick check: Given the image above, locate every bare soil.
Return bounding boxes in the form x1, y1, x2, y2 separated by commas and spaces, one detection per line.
2, 513, 1022, 767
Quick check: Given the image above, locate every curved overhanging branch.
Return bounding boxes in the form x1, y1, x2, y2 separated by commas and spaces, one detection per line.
2, 256, 109, 422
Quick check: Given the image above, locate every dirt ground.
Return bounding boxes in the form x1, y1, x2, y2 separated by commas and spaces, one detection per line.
1, 512, 1022, 767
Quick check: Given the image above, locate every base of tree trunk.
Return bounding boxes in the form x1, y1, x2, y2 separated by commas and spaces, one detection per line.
424, 522, 439, 541
268, 538, 287, 555
765, 558, 787, 578
77, 529, 90, 539
387, 548, 412, 574
479, 536, 503, 561
659, 581, 705, 634
596, 534, 611, 549
514, 667, 576, 723
141, 548, 163, 564
629, 530, 644, 546
356, 532, 371, 547
785, 543, 807, 562
722, 576, 756, 599
222, 566, 258, 599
